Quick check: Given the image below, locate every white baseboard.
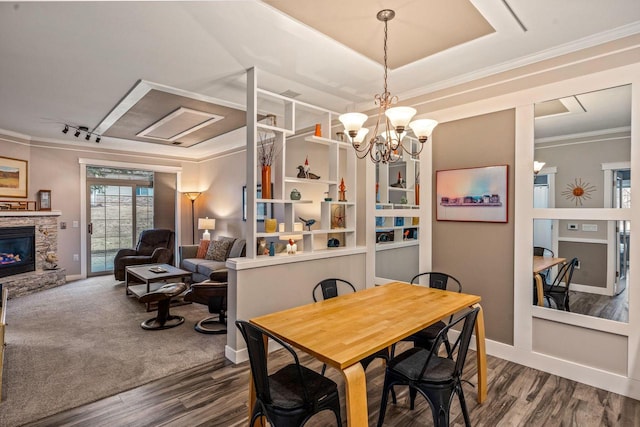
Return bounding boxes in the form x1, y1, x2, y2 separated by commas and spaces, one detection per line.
470, 335, 640, 401
226, 345, 248, 364
571, 282, 613, 296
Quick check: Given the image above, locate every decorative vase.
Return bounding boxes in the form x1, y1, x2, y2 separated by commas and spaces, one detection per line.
265, 218, 277, 233
269, 241, 275, 256
314, 123, 322, 137
261, 165, 272, 199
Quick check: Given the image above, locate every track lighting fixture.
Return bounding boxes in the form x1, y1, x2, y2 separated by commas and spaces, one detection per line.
61, 124, 102, 143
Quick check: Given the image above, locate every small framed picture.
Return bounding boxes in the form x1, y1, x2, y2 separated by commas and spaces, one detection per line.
243, 184, 272, 221
0, 156, 28, 198
38, 189, 51, 211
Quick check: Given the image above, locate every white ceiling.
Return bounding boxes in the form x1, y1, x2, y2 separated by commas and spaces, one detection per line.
0, 1, 639, 159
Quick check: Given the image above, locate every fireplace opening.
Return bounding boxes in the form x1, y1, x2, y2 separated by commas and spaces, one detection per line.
0, 226, 36, 278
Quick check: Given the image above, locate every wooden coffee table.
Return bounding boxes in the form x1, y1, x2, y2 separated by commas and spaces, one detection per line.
125, 264, 191, 311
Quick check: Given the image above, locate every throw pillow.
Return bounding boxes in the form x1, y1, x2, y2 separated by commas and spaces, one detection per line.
196, 240, 210, 258
218, 236, 237, 258
205, 239, 232, 261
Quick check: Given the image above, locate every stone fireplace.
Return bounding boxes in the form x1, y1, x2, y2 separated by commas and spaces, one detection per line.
0, 211, 66, 298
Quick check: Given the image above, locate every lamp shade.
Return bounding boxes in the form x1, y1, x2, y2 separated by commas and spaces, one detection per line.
533, 161, 546, 175
409, 119, 438, 142
339, 112, 368, 137
385, 106, 416, 130
183, 192, 201, 201
198, 217, 216, 230
198, 217, 216, 241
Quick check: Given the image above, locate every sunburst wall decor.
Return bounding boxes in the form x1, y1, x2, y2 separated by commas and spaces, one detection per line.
562, 178, 596, 206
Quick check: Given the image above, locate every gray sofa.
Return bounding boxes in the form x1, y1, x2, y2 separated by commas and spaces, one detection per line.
179, 237, 246, 283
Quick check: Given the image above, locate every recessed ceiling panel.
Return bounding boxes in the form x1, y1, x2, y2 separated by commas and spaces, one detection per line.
264, 0, 495, 69
137, 107, 224, 141
101, 86, 246, 148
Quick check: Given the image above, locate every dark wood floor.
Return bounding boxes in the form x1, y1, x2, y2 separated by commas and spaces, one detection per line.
25, 343, 640, 427
570, 285, 628, 322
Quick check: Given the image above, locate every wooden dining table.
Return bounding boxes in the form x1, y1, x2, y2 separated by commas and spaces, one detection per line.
249, 281, 486, 427
533, 255, 567, 306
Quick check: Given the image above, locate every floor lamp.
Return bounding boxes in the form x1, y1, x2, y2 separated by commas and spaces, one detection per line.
183, 192, 201, 244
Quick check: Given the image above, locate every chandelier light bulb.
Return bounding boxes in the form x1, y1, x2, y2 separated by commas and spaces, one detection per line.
409, 119, 439, 142
339, 112, 368, 138
352, 128, 369, 147
533, 161, 546, 175
384, 106, 416, 132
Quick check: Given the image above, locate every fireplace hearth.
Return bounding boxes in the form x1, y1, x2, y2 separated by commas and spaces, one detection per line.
0, 226, 35, 278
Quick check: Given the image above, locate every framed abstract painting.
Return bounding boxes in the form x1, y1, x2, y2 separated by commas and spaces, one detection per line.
436, 165, 508, 223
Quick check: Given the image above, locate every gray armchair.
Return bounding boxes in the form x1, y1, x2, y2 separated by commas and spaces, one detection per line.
113, 229, 175, 281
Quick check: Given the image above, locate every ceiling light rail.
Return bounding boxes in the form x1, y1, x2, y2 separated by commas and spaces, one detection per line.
338, 9, 438, 164
62, 124, 101, 143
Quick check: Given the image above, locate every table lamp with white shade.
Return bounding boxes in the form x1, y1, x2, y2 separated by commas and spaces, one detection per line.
198, 217, 216, 241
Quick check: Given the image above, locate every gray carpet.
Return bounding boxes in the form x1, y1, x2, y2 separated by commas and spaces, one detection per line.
0, 276, 226, 427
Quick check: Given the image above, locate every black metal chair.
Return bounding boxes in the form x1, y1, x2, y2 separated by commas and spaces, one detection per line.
393, 272, 462, 357
312, 277, 357, 302
543, 257, 578, 311
235, 320, 342, 427
533, 246, 554, 257
377, 307, 480, 427
313, 278, 390, 375
533, 246, 555, 284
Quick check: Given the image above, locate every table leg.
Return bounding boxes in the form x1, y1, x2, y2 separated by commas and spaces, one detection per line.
341, 363, 368, 427
534, 274, 544, 307
472, 303, 487, 403
125, 270, 131, 295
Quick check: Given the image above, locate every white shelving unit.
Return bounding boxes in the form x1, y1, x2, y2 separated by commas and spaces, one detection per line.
246, 68, 357, 258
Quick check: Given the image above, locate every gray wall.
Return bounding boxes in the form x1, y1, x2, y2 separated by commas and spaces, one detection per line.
558, 241, 607, 288
432, 109, 516, 345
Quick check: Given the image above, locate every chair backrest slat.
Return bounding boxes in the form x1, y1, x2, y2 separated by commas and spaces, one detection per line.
534, 246, 554, 257
410, 272, 462, 293
550, 257, 578, 290
418, 307, 479, 379
313, 278, 356, 301
236, 320, 272, 403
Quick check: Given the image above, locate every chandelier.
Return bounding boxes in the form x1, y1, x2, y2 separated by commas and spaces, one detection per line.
339, 9, 438, 164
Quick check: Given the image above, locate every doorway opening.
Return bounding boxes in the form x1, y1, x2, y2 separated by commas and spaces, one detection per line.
86, 167, 154, 276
